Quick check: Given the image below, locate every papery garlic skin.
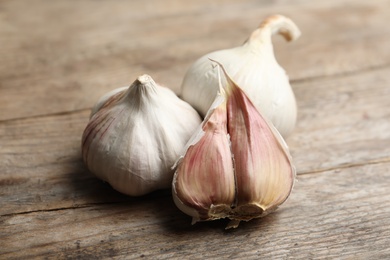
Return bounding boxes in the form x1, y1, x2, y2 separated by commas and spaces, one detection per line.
180, 14, 301, 138
223, 65, 295, 221
90, 86, 128, 118
173, 63, 295, 228
172, 93, 236, 223
82, 75, 202, 196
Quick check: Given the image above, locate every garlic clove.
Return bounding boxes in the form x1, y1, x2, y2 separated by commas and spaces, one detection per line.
172, 92, 236, 224
180, 14, 300, 138
220, 62, 295, 222
82, 75, 202, 196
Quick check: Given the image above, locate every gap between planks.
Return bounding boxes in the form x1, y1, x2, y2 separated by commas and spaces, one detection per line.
1, 62, 390, 124
297, 157, 390, 175
1, 158, 388, 218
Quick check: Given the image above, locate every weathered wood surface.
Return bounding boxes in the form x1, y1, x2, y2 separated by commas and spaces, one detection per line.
2, 0, 390, 121
2, 163, 390, 259
1, 0, 390, 259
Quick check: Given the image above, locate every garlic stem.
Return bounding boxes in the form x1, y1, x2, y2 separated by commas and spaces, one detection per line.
249, 14, 301, 44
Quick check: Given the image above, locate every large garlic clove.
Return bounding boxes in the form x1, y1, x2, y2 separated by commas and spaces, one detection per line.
222, 63, 295, 222
172, 92, 236, 224
180, 14, 301, 138
172, 63, 295, 228
82, 75, 202, 196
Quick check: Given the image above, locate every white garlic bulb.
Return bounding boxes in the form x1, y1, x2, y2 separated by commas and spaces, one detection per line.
82, 75, 202, 196
180, 14, 301, 137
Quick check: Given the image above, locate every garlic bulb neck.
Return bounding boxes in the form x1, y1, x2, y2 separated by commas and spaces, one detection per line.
125, 74, 159, 108
132, 75, 158, 96
249, 14, 301, 44
245, 15, 301, 54
180, 14, 301, 138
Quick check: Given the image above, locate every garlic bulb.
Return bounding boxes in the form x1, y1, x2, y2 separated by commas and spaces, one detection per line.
82, 75, 202, 196
180, 14, 301, 137
173, 63, 295, 228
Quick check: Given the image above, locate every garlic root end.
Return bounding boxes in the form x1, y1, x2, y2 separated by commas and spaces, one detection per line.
226, 219, 241, 229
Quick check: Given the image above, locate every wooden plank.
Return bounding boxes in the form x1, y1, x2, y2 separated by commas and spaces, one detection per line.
1, 162, 390, 259
1, 1, 389, 258
1, 0, 390, 121
289, 66, 390, 173
1, 65, 389, 216
0, 111, 131, 215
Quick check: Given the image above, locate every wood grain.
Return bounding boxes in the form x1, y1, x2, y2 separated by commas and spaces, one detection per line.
289, 66, 390, 173
1, 0, 390, 258
1, 163, 390, 259
1, 65, 389, 216
1, 0, 390, 121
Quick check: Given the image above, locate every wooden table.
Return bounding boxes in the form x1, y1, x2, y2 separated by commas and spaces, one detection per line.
1, 0, 390, 258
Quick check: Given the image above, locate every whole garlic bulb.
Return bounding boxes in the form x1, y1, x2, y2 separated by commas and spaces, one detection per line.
180, 14, 301, 137
82, 75, 202, 196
